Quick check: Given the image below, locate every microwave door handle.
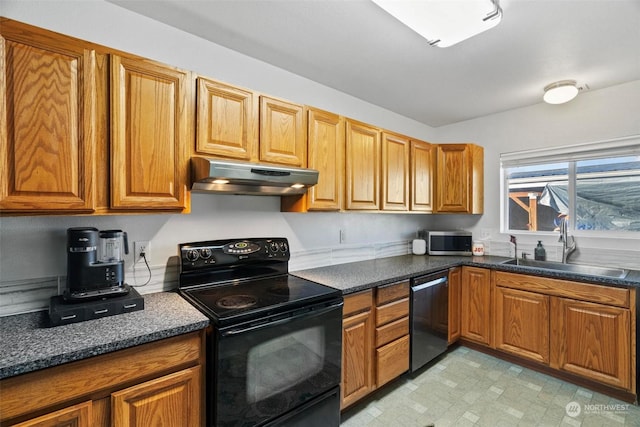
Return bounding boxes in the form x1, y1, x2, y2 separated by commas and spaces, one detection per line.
221, 301, 343, 337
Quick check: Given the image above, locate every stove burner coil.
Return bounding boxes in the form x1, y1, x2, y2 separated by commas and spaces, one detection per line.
217, 294, 258, 309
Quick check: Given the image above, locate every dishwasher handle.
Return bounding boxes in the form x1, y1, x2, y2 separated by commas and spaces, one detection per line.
411, 276, 447, 292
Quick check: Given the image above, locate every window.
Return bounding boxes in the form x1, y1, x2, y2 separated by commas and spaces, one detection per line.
501, 136, 640, 234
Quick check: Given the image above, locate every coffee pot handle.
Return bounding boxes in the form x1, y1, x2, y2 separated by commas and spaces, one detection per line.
123, 232, 129, 255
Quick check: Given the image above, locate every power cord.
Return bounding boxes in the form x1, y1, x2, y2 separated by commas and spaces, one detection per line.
133, 250, 152, 287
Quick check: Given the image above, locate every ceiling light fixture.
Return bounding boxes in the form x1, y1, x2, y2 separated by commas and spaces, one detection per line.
371, 0, 503, 48
543, 80, 579, 104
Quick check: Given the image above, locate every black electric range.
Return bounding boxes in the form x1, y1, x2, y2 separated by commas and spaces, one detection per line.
178, 237, 341, 326
177, 237, 343, 427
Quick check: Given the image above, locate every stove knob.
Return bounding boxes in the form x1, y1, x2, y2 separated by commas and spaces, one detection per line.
269, 242, 278, 252
279, 241, 288, 252
199, 248, 212, 260
185, 249, 199, 262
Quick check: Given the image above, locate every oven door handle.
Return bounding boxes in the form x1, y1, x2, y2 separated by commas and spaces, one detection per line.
221, 301, 343, 337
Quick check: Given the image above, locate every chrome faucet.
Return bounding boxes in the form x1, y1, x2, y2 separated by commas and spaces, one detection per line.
558, 218, 576, 263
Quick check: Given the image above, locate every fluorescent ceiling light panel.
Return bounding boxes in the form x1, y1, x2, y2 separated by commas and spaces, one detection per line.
372, 0, 503, 47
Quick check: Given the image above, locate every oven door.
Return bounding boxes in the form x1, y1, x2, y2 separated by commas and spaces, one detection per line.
212, 299, 343, 427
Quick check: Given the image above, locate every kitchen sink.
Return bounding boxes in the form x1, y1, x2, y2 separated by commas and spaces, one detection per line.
501, 258, 628, 279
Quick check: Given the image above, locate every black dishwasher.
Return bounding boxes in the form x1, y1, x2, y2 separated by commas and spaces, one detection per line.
410, 270, 449, 372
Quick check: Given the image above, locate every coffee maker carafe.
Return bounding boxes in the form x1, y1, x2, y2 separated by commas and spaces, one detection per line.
65, 227, 130, 301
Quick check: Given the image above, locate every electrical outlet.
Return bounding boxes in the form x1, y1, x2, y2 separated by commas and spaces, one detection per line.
339, 229, 345, 244
134, 241, 150, 263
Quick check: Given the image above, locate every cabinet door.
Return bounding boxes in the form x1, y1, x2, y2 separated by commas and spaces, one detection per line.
345, 119, 380, 210
12, 401, 92, 427
461, 267, 492, 346
306, 108, 344, 210
435, 144, 470, 212
1, 22, 95, 212
112, 366, 201, 427
259, 96, 306, 166
550, 297, 630, 390
196, 77, 258, 161
494, 286, 550, 364
381, 132, 409, 211
376, 335, 410, 388
341, 309, 374, 409
435, 144, 483, 214
410, 140, 434, 212
448, 267, 462, 344
110, 54, 190, 210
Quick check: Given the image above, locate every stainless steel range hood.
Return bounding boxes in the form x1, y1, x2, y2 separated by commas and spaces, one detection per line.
191, 157, 319, 196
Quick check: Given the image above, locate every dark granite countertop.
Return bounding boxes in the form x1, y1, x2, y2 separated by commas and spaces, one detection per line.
292, 255, 640, 294
0, 291, 209, 380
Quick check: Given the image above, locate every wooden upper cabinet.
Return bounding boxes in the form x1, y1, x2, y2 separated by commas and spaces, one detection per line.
381, 132, 409, 211
305, 107, 344, 210
345, 119, 380, 210
410, 140, 434, 212
0, 20, 96, 213
110, 54, 191, 210
435, 143, 483, 214
196, 77, 258, 161
259, 95, 306, 166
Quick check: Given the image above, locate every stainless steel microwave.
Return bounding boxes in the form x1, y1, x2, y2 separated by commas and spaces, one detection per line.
420, 231, 472, 256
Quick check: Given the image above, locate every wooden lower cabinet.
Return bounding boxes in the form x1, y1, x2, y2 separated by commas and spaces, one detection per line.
461, 266, 492, 346
492, 270, 635, 394
11, 401, 93, 427
494, 286, 550, 364
376, 335, 410, 387
341, 290, 374, 409
448, 267, 462, 343
550, 297, 631, 390
341, 281, 410, 409
112, 366, 201, 427
374, 281, 410, 388
0, 332, 205, 427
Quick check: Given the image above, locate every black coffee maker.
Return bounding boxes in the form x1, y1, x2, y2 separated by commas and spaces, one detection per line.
65, 227, 131, 301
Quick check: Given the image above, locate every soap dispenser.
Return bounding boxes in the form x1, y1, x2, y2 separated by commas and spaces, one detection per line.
534, 241, 546, 261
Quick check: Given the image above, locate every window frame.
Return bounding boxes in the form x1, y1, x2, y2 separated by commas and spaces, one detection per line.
500, 135, 640, 237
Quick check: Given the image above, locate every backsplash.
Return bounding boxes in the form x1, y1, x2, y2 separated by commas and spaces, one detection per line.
0, 239, 411, 317
3, 234, 639, 317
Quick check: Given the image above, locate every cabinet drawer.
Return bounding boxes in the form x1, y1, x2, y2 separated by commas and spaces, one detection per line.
376, 335, 410, 387
495, 271, 630, 308
376, 281, 410, 305
376, 297, 409, 326
344, 290, 373, 317
376, 316, 409, 347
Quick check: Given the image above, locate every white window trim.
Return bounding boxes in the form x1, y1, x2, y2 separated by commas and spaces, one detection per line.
500, 134, 640, 236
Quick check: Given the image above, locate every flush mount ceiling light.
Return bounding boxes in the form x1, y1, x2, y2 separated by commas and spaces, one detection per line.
543, 80, 579, 104
371, 0, 503, 48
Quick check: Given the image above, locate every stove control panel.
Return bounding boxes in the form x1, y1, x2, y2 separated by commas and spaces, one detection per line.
179, 238, 290, 272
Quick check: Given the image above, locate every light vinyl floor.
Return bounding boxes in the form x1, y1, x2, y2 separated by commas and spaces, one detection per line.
340, 346, 640, 427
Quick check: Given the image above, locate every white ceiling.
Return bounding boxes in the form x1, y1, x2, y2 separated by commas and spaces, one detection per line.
110, 0, 640, 127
